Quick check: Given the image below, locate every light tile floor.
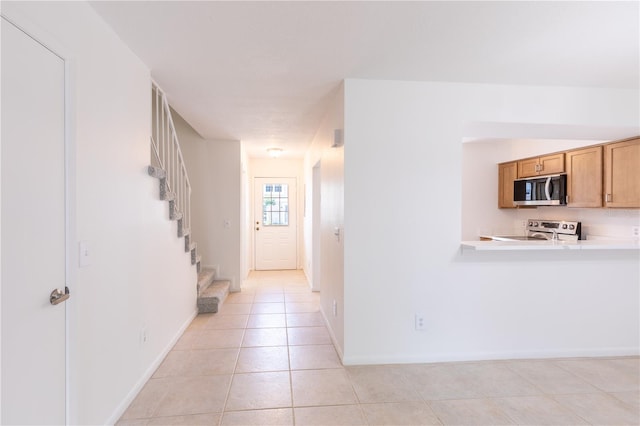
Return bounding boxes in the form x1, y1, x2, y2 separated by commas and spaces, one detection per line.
119, 270, 640, 425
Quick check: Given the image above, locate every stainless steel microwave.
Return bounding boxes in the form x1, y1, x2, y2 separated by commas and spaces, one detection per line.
513, 174, 567, 206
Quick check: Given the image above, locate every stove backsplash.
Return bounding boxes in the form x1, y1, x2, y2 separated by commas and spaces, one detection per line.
513, 207, 639, 241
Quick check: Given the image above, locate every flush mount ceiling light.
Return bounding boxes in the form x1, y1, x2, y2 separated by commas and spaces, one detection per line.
267, 148, 283, 158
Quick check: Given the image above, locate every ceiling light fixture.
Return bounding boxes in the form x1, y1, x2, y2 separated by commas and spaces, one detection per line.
267, 148, 283, 158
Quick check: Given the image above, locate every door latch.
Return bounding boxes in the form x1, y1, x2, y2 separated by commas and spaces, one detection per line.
50, 286, 70, 305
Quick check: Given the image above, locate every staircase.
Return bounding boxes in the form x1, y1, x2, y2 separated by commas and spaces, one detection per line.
197, 268, 230, 314
149, 81, 229, 313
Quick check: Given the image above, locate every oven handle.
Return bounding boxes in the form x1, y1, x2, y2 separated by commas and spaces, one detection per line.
544, 176, 552, 200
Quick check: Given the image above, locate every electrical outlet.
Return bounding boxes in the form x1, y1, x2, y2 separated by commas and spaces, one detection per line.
415, 314, 426, 331
332, 300, 338, 317
139, 326, 148, 344
79, 241, 90, 267
632, 226, 639, 238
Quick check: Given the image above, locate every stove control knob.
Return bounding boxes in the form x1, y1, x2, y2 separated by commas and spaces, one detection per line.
528, 222, 533, 226
569, 224, 575, 230
562, 224, 568, 229
534, 222, 539, 226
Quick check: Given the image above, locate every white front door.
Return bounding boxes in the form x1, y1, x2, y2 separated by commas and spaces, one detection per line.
254, 178, 297, 270
1, 18, 67, 424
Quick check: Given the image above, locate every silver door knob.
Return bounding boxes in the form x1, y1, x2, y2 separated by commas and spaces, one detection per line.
50, 286, 70, 305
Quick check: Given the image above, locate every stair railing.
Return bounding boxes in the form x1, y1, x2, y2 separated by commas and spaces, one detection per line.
151, 81, 191, 233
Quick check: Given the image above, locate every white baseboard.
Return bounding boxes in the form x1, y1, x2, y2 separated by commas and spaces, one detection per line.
105, 309, 198, 425
302, 267, 312, 289
320, 306, 344, 362
342, 346, 640, 366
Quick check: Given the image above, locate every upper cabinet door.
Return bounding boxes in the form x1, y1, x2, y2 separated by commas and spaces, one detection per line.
604, 138, 640, 208
566, 146, 602, 208
498, 162, 517, 208
517, 158, 540, 178
517, 153, 565, 178
539, 153, 565, 175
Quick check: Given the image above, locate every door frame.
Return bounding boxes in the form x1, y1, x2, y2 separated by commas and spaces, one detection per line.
311, 162, 322, 291
253, 176, 298, 270
0, 12, 76, 424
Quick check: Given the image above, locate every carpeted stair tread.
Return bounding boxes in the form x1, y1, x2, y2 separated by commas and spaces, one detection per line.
148, 161, 202, 287
147, 165, 166, 179
197, 268, 216, 295
197, 280, 230, 314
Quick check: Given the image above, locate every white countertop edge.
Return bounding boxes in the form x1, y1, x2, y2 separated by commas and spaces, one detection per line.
576, 240, 640, 250
461, 240, 640, 251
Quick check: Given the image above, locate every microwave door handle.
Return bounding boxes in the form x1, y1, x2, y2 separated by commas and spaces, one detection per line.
544, 177, 552, 200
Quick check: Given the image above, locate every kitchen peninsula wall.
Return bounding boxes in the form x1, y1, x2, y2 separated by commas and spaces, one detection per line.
461, 138, 640, 240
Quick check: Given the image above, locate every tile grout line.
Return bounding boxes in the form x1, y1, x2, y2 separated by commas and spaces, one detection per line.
122, 272, 639, 425
502, 361, 560, 400
284, 287, 297, 426
217, 296, 253, 426
344, 364, 369, 424
511, 364, 630, 425
545, 391, 625, 425
550, 358, 613, 394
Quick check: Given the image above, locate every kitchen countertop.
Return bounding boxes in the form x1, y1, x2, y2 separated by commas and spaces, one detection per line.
462, 239, 640, 251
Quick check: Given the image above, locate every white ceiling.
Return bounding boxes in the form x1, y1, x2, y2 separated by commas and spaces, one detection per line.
90, 1, 639, 158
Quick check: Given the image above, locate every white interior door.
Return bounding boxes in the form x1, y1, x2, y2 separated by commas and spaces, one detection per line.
1, 18, 67, 424
254, 177, 297, 270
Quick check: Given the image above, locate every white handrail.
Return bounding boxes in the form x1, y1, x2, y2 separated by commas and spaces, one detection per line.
151, 81, 192, 232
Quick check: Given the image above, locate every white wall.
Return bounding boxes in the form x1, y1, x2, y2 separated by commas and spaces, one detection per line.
249, 158, 305, 272
303, 85, 345, 356
173, 112, 242, 291
343, 79, 639, 365
240, 146, 251, 281
1, 3, 197, 424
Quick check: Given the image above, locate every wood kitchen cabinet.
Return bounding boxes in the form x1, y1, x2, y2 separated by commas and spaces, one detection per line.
565, 146, 602, 208
497, 135, 639, 210
518, 153, 565, 178
498, 161, 517, 208
603, 137, 640, 208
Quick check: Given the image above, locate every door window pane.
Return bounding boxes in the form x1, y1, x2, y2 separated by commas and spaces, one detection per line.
262, 183, 289, 226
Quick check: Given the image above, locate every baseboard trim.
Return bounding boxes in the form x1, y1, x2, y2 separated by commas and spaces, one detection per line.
341, 346, 640, 366
105, 309, 198, 425
302, 267, 316, 292
320, 307, 344, 362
